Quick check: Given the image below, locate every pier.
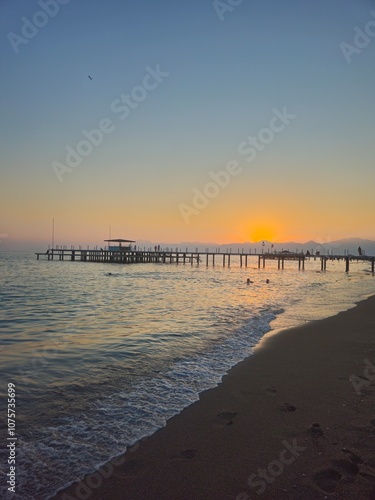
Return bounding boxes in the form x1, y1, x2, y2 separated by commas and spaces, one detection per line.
35, 245, 375, 273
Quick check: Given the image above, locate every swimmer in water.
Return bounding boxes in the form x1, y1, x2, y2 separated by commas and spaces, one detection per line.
266, 279, 269, 284
247, 278, 254, 285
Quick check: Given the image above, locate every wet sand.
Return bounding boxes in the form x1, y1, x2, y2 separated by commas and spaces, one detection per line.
55, 296, 375, 500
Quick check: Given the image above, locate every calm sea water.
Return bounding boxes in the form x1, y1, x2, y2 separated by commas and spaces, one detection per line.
1, 251, 374, 499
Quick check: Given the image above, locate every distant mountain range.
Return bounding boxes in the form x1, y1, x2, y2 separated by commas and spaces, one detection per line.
136, 238, 375, 256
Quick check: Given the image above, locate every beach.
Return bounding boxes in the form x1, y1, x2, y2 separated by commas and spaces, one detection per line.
55, 295, 375, 500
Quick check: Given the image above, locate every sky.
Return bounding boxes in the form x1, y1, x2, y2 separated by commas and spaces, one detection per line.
1, 0, 375, 250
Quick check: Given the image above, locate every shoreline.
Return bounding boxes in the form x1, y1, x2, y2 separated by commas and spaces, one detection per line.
55, 296, 375, 499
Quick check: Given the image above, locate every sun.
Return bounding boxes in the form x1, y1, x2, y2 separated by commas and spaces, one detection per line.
250, 226, 275, 243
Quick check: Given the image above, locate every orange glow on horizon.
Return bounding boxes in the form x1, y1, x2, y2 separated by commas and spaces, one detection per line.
249, 226, 276, 243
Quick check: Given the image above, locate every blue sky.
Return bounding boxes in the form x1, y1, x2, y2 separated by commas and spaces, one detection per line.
1, 0, 375, 249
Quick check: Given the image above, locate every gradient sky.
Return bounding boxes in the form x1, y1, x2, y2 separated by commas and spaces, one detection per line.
1, 0, 375, 249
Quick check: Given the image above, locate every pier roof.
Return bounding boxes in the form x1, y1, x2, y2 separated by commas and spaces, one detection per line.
104, 239, 136, 243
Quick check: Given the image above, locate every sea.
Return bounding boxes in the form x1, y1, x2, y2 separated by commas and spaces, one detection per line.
1, 251, 375, 499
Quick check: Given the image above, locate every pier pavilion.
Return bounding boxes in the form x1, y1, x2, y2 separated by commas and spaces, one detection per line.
104, 238, 135, 252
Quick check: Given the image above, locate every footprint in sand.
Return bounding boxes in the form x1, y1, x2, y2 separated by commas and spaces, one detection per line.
170, 449, 198, 461
313, 469, 342, 493
310, 423, 324, 436
265, 386, 277, 395
280, 403, 296, 412
216, 411, 237, 425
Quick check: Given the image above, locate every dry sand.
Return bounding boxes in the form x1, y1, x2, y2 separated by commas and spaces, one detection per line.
56, 296, 375, 500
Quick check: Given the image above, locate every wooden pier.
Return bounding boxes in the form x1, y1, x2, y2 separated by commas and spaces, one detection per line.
35, 248, 375, 273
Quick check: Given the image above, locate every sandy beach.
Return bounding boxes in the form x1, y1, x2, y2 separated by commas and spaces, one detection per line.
56, 296, 375, 500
